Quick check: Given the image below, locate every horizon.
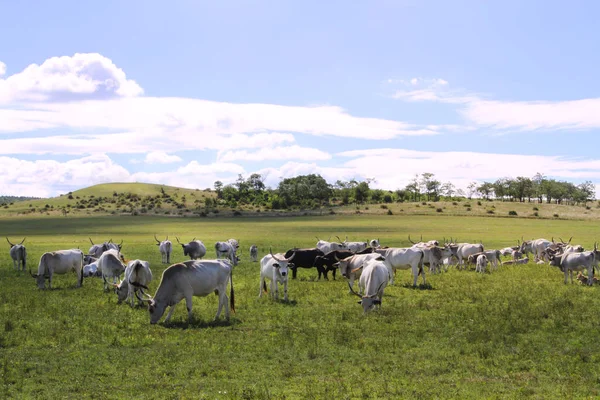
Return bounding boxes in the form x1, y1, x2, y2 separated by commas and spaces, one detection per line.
2, 1, 600, 198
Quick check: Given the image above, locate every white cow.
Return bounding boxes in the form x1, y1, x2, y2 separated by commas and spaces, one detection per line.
467, 250, 501, 271
334, 253, 386, 291
315, 237, 346, 254
454, 243, 485, 269
411, 242, 454, 274
6, 237, 26, 271
259, 249, 296, 301
115, 259, 153, 307
348, 259, 391, 314
176, 238, 207, 260
98, 249, 125, 290
249, 245, 258, 262
375, 247, 425, 286
154, 235, 172, 264
549, 244, 599, 285
519, 238, 551, 262
30, 249, 84, 289
145, 259, 234, 324
215, 241, 239, 266
369, 239, 380, 248
83, 262, 100, 278
475, 254, 488, 273
338, 236, 368, 253
227, 239, 240, 250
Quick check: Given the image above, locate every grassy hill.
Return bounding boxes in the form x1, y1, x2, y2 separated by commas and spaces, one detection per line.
1, 182, 598, 221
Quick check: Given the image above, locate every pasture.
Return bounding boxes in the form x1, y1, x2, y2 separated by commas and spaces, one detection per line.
1, 214, 600, 399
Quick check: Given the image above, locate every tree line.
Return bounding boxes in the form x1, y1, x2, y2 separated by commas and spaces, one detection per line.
211, 172, 596, 210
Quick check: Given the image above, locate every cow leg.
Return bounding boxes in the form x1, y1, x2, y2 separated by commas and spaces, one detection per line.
214, 291, 224, 320
283, 279, 288, 301
292, 267, 298, 280
271, 280, 278, 300
564, 270, 569, 284
164, 303, 178, 323
259, 277, 264, 297
332, 268, 336, 280
348, 275, 355, 294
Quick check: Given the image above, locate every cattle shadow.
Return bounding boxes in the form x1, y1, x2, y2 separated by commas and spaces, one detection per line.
276, 299, 298, 307
163, 317, 240, 330
400, 283, 436, 291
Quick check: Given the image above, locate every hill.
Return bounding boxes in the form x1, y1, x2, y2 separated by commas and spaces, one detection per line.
1, 182, 598, 221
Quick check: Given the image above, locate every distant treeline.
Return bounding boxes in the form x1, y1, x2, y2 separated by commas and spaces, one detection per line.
0, 196, 40, 205
212, 172, 596, 210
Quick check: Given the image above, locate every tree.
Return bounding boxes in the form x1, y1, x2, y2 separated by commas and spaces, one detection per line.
404, 174, 420, 202
214, 181, 223, 199
467, 182, 478, 199
477, 182, 494, 200
441, 182, 455, 199
247, 173, 265, 192
354, 181, 370, 204
578, 181, 596, 204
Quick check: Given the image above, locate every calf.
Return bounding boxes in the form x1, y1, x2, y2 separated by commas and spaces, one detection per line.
259, 249, 295, 301
154, 235, 172, 264
7, 237, 26, 271
249, 245, 258, 262
215, 241, 239, 266
475, 254, 488, 273
98, 249, 126, 291
313, 250, 355, 280
283, 248, 324, 279
115, 259, 153, 307
348, 259, 391, 314
467, 250, 501, 271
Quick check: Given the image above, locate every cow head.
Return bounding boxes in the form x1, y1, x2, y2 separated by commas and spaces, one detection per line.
29, 268, 48, 289
369, 238, 380, 248
177, 237, 195, 256
348, 280, 386, 314
6, 237, 25, 248
83, 255, 97, 265
270, 248, 295, 278
113, 280, 129, 303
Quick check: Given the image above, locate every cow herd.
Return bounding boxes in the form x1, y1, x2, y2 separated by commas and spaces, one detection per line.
6, 233, 600, 322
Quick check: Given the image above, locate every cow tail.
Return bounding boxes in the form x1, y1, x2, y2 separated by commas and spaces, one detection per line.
262, 280, 267, 293
229, 267, 235, 313
79, 251, 84, 286
418, 250, 424, 275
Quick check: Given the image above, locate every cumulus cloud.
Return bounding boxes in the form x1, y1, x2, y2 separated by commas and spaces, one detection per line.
0, 53, 142, 104
0, 61, 6, 77
144, 151, 182, 164
218, 145, 331, 162
257, 162, 364, 189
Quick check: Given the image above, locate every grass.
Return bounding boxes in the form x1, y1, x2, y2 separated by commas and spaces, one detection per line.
1, 214, 600, 398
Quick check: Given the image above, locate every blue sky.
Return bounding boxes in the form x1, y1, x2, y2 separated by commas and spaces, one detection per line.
1, 0, 599, 196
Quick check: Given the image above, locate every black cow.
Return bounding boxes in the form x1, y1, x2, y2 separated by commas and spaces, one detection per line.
313, 247, 376, 280
284, 248, 325, 279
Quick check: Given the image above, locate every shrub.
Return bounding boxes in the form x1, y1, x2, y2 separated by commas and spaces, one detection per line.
586, 206, 591, 210
533, 206, 539, 211
365, 207, 369, 210
508, 210, 518, 216
553, 213, 559, 218
452, 202, 458, 205
380, 204, 388, 209
68, 195, 74, 200
532, 211, 539, 217
383, 194, 393, 203
466, 207, 471, 211
422, 202, 427, 205
477, 201, 482, 206
436, 208, 443, 213
132, 211, 139, 216
464, 203, 471, 207
329, 209, 336, 215
487, 210, 494, 214
233, 210, 242, 216
387, 209, 393, 215
140, 207, 148, 214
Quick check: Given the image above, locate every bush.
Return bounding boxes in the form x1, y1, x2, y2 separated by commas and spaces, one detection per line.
422, 202, 427, 206
329, 209, 336, 215
586, 206, 591, 210
436, 208, 443, 213
508, 210, 518, 216
533, 206, 539, 211
487, 210, 494, 214
380, 204, 388, 209
233, 210, 242, 216
553, 213, 559, 218
383, 194, 393, 203
477, 201, 482, 206
533, 211, 539, 217
466, 207, 471, 211
464, 203, 471, 207
387, 209, 393, 215
132, 211, 139, 216
452, 202, 458, 206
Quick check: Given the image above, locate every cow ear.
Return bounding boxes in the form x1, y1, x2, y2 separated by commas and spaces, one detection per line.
357, 300, 362, 304
374, 300, 382, 305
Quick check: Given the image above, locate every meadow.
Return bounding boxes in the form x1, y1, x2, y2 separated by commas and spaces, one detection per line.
1, 214, 600, 399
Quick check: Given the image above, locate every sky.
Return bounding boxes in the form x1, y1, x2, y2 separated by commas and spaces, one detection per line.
1, 0, 600, 197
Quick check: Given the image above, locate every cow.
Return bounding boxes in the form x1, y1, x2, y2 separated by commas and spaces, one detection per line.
548, 244, 599, 285
227, 239, 240, 250
97, 249, 126, 291
144, 259, 234, 324
315, 236, 346, 254
411, 242, 454, 274
259, 249, 296, 301
519, 238, 551, 262
408, 234, 439, 247
154, 235, 172, 264
347, 259, 391, 314
375, 247, 424, 286
337, 236, 368, 253
502, 257, 530, 266
335, 253, 387, 291
83, 261, 101, 278
30, 249, 84, 289
500, 246, 518, 257
467, 250, 502, 271
6, 237, 26, 271
369, 239, 380, 249
313, 249, 355, 280
283, 248, 324, 279
454, 243, 484, 269
475, 254, 488, 273
176, 237, 207, 260
215, 241, 239, 266
88, 238, 123, 258
249, 245, 258, 262
114, 259, 153, 307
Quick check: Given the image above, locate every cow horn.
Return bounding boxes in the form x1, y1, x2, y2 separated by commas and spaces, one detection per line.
89, 237, 95, 245
345, 235, 348, 242
568, 236, 572, 244
29, 269, 38, 278
286, 251, 296, 262
192, 237, 196, 241
327, 236, 331, 241
176, 237, 182, 244
6, 237, 14, 246
408, 235, 416, 244
165, 235, 168, 241
19, 237, 25, 245
336, 235, 342, 242
269, 247, 282, 262
420, 234, 423, 242
109, 238, 113, 243
154, 234, 160, 244
315, 236, 320, 242
347, 281, 362, 298
371, 280, 387, 298
552, 237, 555, 244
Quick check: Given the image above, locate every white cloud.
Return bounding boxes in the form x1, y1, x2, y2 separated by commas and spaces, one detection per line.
0, 53, 142, 104
0, 61, 6, 77
144, 151, 182, 164
218, 145, 331, 162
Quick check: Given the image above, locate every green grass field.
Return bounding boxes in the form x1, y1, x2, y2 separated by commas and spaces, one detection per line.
1, 214, 600, 399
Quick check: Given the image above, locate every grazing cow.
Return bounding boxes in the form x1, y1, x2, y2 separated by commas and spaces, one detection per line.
375, 247, 424, 286
154, 235, 172, 264
408, 234, 439, 247
176, 237, 207, 260
144, 259, 234, 324
283, 248, 324, 279
249, 245, 258, 262
467, 250, 502, 271
335, 253, 387, 291
519, 238, 551, 262
502, 257, 530, 266
315, 237, 346, 254
564, 244, 584, 254
313, 250, 355, 280
549, 244, 599, 285
348, 259, 391, 314
454, 243, 484, 269
88, 238, 123, 258
114, 259, 153, 307
259, 249, 296, 301
227, 239, 240, 250
30, 249, 84, 289
500, 246, 519, 257
215, 241, 239, 266
83, 261, 101, 278
475, 254, 488, 273
337, 236, 368, 253
369, 238, 380, 248
6, 237, 26, 271
98, 249, 126, 290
